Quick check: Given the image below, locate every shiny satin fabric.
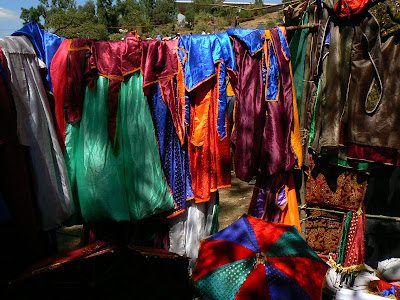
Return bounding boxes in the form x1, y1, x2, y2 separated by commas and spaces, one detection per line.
248, 171, 301, 233
334, 0, 372, 17
51, 39, 82, 222
168, 193, 218, 274
0, 36, 74, 231
177, 33, 234, 203
287, 6, 309, 117
65, 32, 141, 148
51, 39, 70, 153
260, 28, 301, 176
177, 33, 237, 142
230, 28, 301, 181
249, 173, 287, 223
188, 78, 232, 203
74, 73, 175, 222
141, 39, 185, 144
12, 21, 65, 92
230, 34, 265, 182
226, 28, 265, 55
148, 82, 194, 216
0, 46, 44, 260
65, 39, 95, 126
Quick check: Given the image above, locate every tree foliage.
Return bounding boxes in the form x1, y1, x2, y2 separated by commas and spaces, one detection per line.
20, 0, 273, 39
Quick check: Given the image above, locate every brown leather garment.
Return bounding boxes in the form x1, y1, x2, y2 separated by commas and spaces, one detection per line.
348, 20, 400, 150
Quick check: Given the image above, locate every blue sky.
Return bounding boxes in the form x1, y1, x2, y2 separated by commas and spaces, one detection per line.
0, 0, 282, 37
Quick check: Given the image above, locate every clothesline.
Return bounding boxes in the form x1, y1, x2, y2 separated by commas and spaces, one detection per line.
299, 205, 400, 222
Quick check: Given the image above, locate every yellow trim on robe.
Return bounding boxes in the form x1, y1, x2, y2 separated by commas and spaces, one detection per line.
289, 63, 303, 167
281, 170, 302, 233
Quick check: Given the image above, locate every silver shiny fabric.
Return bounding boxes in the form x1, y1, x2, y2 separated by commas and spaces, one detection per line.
0, 36, 74, 230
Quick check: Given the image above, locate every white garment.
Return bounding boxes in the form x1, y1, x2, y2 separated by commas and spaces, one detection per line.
336, 288, 386, 300
324, 265, 380, 296
169, 192, 218, 274
0, 36, 74, 230
378, 258, 400, 282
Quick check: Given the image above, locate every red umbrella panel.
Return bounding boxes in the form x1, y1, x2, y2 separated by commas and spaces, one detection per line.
192, 214, 328, 300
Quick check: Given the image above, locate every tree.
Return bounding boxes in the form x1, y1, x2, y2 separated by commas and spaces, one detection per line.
21, 4, 47, 28
20, 0, 177, 39
21, 0, 77, 28
152, 0, 177, 25
185, 0, 217, 24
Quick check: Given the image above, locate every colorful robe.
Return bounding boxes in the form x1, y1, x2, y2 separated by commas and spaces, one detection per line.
51, 34, 175, 223
177, 33, 236, 203
142, 39, 194, 216
228, 28, 302, 181
12, 21, 64, 93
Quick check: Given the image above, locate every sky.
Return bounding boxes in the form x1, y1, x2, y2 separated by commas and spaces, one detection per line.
0, 0, 282, 37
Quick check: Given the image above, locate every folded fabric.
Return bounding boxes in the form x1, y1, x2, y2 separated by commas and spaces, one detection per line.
378, 258, 400, 282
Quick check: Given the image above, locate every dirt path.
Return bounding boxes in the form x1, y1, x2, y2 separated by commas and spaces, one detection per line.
218, 172, 254, 230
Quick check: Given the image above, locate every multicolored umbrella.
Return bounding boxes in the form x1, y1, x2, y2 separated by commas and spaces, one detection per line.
192, 214, 328, 300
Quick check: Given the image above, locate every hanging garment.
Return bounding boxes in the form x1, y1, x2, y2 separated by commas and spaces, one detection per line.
141, 39, 194, 216
228, 29, 266, 182
12, 21, 64, 93
305, 155, 368, 212
347, 3, 400, 153
63, 33, 141, 150
73, 73, 175, 223
260, 28, 302, 175
299, 1, 324, 167
147, 82, 194, 216
286, 5, 310, 117
169, 192, 219, 274
177, 33, 235, 203
305, 206, 343, 255
334, 0, 372, 17
250, 173, 288, 223
50, 39, 82, 223
52, 34, 176, 223
141, 39, 184, 143
310, 6, 354, 153
229, 28, 302, 182
332, 207, 366, 274
0, 36, 74, 231
248, 170, 301, 232
0, 46, 43, 264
